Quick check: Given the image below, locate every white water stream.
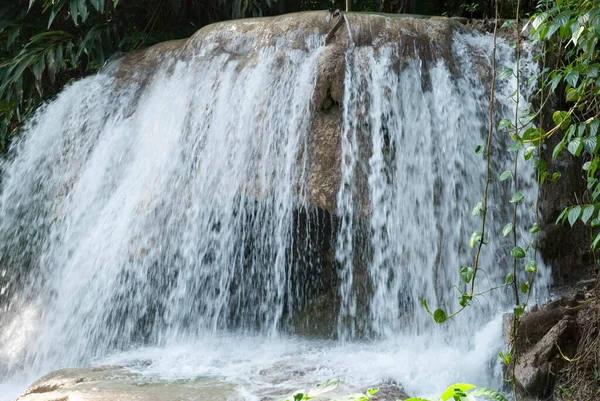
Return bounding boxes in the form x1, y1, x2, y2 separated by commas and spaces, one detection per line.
0, 16, 549, 401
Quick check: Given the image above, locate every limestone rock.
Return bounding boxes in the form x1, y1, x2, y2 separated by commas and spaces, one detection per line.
15, 366, 234, 401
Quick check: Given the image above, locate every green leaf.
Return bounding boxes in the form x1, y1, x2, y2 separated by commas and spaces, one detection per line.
582, 204, 595, 225
498, 119, 512, 131
593, 232, 600, 249
469, 387, 508, 401
475, 144, 483, 154
521, 281, 530, 294
433, 309, 447, 324
567, 138, 582, 156
524, 146, 536, 160
565, 67, 580, 87
460, 266, 474, 283
499, 170, 512, 181
553, 110, 571, 129
472, 202, 483, 216
502, 223, 513, 237
307, 379, 340, 398
458, 294, 472, 307
440, 384, 476, 401
70, 0, 79, 24
510, 246, 526, 259
498, 68, 513, 80
529, 223, 539, 233
553, 139, 565, 160
583, 136, 597, 154
514, 305, 524, 318
510, 192, 524, 203
525, 260, 537, 273
469, 231, 482, 248
552, 171, 561, 181
568, 205, 581, 227
554, 11, 571, 28
505, 273, 513, 285
507, 140, 523, 152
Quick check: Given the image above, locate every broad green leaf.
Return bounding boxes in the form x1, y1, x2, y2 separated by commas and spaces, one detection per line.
553, 139, 565, 160
507, 140, 523, 152
307, 379, 339, 398
583, 136, 597, 154
525, 261, 537, 273
458, 294, 472, 307
460, 266, 474, 283
440, 384, 476, 401
524, 146, 536, 160
499, 170, 512, 181
521, 281, 530, 294
567, 138, 582, 156
475, 144, 483, 154
552, 110, 571, 129
565, 67, 580, 87
472, 202, 483, 216
529, 223, 540, 233
582, 204, 595, 225
510, 246, 526, 259
510, 192, 524, 203
514, 305, 524, 318
552, 171, 561, 181
590, 119, 599, 137
502, 223, 513, 237
505, 273, 513, 285
498, 119, 512, 131
468, 387, 508, 401
469, 231, 482, 248
433, 309, 447, 324
568, 205, 581, 227
554, 11, 571, 28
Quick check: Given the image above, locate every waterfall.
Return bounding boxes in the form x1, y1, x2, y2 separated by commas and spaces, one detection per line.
0, 13, 550, 401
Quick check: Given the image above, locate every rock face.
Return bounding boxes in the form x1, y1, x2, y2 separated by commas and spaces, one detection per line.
510, 280, 599, 400
114, 11, 469, 214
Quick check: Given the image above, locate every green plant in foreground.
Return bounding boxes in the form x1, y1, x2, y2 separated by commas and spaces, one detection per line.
405, 383, 508, 401
284, 380, 507, 401
282, 379, 376, 401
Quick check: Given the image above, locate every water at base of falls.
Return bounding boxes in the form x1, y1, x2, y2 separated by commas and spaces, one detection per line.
0, 318, 504, 401
0, 13, 549, 400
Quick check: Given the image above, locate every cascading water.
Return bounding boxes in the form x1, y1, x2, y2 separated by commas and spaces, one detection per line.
0, 13, 550, 401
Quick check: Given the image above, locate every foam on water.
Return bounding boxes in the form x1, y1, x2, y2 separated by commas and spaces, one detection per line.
0, 16, 549, 401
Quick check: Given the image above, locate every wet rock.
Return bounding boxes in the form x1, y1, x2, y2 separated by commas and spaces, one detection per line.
368, 380, 409, 401
513, 317, 571, 397
15, 365, 235, 401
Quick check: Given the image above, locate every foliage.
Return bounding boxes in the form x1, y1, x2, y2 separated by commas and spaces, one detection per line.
527, 0, 600, 252
282, 379, 378, 401
283, 380, 507, 401
405, 383, 508, 401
